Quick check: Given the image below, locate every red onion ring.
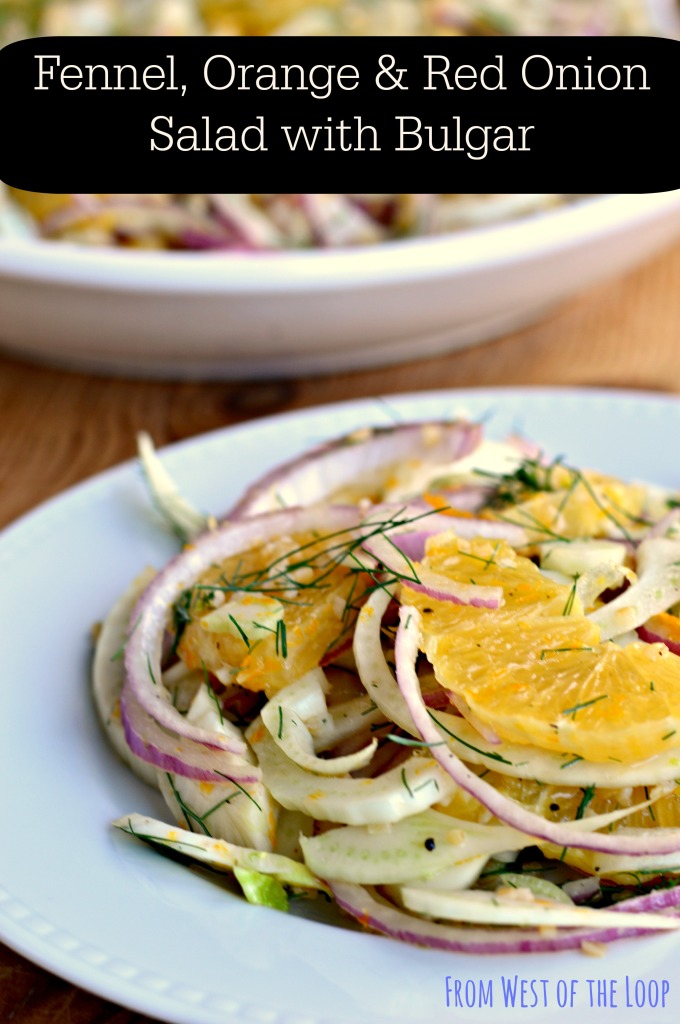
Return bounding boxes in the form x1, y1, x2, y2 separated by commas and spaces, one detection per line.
361, 532, 502, 609
644, 507, 680, 541
637, 617, 680, 657
418, 485, 494, 513
330, 882, 680, 954
120, 685, 260, 783
229, 421, 482, 519
124, 505, 361, 752
394, 606, 680, 856
385, 519, 528, 563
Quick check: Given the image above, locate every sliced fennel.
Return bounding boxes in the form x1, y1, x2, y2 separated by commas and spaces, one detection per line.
186, 682, 252, 750
541, 540, 627, 577
201, 592, 284, 640
92, 567, 159, 787
261, 673, 377, 776
353, 585, 418, 735
249, 724, 454, 825
577, 562, 636, 611
397, 857, 488, 892
393, 887, 680, 930
159, 683, 274, 849
300, 809, 534, 884
480, 873, 573, 904
299, 802, 655, 886
589, 537, 680, 640
114, 813, 329, 894
422, 714, 680, 788
137, 431, 209, 543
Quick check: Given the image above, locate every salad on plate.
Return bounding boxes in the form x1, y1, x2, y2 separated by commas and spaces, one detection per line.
97, 418, 680, 955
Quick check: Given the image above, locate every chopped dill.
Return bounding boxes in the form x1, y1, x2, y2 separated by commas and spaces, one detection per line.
166, 773, 211, 835
426, 709, 513, 764
161, 776, 245, 838
482, 542, 501, 570
477, 455, 563, 507
171, 590, 193, 657
202, 660, 223, 725
401, 767, 414, 799
228, 615, 251, 648
562, 581, 578, 617
560, 694, 608, 718
575, 785, 595, 820
413, 778, 440, 793
386, 735, 446, 748
110, 616, 141, 662
560, 754, 584, 769
568, 468, 634, 542
214, 771, 262, 811
541, 647, 595, 661
146, 655, 158, 687
479, 455, 636, 542
276, 618, 288, 659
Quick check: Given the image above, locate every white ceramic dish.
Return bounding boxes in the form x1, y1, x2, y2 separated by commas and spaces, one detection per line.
1, 193, 680, 379
2, 387, 680, 1024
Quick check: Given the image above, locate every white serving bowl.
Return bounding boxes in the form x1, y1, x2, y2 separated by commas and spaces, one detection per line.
1, 192, 680, 379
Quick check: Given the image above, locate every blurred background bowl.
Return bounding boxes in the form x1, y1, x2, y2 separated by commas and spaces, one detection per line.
1, 192, 680, 379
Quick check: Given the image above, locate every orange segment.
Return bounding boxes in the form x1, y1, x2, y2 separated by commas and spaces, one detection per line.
487, 466, 646, 543
178, 530, 370, 696
402, 535, 680, 764
439, 773, 679, 831
440, 774, 680, 880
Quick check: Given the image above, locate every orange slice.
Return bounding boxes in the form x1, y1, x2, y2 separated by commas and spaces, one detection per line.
179, 529, 370, 696
402, 535, 680, 764
488, 465, 646, 543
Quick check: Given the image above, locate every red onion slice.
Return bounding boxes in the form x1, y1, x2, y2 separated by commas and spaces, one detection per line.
229, 421, 482, 518
360, 512, 503, 606
120, 685, 260, 783
395, 606, 680, 856
379, 517, 528, 563
644, 507, 680, 541
637, 615, 680, 656
361, 532, 502, 609
330, 882, 680, 954
124, 505, 361, 751
418, 485, 494, 513
208, 194, 282, 249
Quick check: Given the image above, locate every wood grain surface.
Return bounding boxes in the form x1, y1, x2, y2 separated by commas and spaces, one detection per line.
2, 237, 680, 1022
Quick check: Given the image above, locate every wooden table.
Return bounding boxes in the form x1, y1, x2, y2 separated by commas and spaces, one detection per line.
2, 238, 680, 1022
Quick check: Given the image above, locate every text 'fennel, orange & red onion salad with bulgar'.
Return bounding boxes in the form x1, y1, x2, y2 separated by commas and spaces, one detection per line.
96, 420, 680, 954
0, 0, 662, 248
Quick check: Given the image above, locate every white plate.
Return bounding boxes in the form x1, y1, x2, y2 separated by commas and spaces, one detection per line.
3, 387, 680, 1024
2, 194, 680, 378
